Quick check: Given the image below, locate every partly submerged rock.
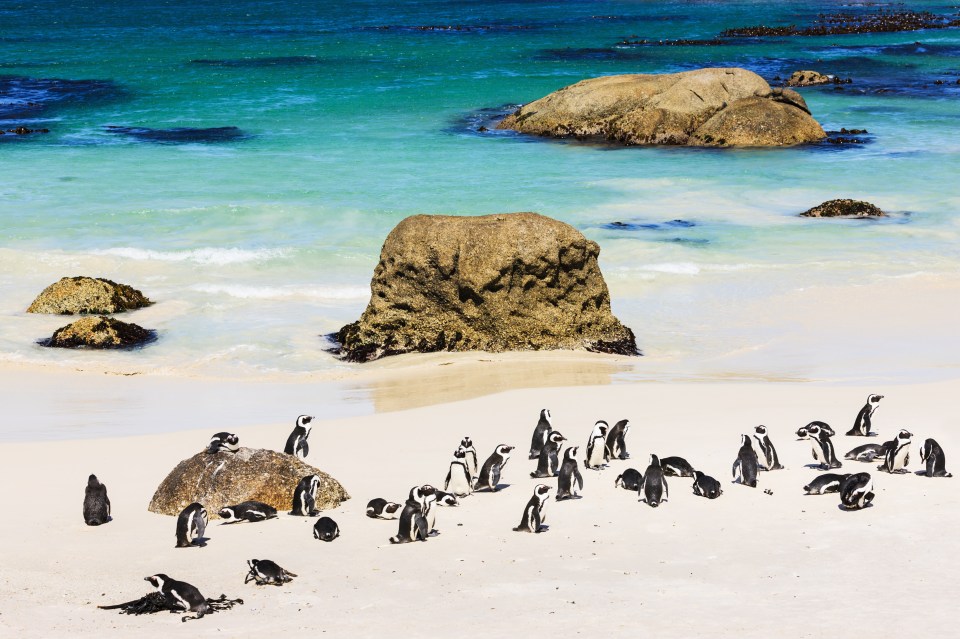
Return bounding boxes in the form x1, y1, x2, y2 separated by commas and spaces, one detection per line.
148, 447, 350, 517
785, 70, 833, 87
496, 67, 826, 147
43, 316, 155, 349
27, 276, 152, 315
334, 212, 638, 362
800, 199, 888, 218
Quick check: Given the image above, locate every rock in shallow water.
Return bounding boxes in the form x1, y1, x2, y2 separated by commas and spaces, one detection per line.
43, 316, 155, 349
148, 447, 350, 517
27, 276, 152, 315
334, 212, 638, 362
800, 199, 887, 218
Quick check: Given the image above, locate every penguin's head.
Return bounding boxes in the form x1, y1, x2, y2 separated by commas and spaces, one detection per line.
795, 426, 808, 440
804, 423, 821, 438
144, 574, 167, 589
420, 484, 436, 496
869, 394, 883, 404
649, 453, 661, 466
594, 421, 608, 436
297, 415, 314, 429
754, 425, 767, 436
614, 419, 629, 431
548, 431, 566, 444
541, 409, 552, 423
453, 447, 466, 460
740, 434, 753, 449
565, 446, 578, 460
534, 484, 551, 501
218, 507, 236, 521
460, 436, 473, 449
897, 429, 912, 441
496, 444, 514, 457
87, 474, 100, 488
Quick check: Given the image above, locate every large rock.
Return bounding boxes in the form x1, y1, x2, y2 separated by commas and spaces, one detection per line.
148, 447, 350, 517
800, 199, 887, 218
496, 67, 826, 147
335, 212, 637, 362
43, 316, 155, 349
27, 276, 152, 314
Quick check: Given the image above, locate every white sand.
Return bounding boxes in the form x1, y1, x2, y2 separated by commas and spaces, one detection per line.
2, 377, 957, 637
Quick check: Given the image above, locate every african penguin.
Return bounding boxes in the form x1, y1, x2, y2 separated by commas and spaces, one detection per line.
444, 447, 474, 497
206, 432, 239, 454
614, 468, 643, 491
389, 485, 433, 544
839, 472, 875, 510
752, 425, 784, 471
801, 421, 835, 438
531, 430, 566, 478
692, 471, 722, 499
556, 446, 584, 500
919, 438, 952, 477
513, 484, 551, 533
476, 444, 513, 492
847, 394, 883, 437
144, 574, 210, 621
218, 501, 278, 523
805, 423, 842, 470
585, 420, 609, 470
732, 435, 759, 487
291, 474, 321, 517
604, 419, 630, 461
245, 559, 297, 585
660, 456, 696, 478
83, 474, 111, 526
175, 503, 207, 548
877, 429, 912, 474
803, 473, 850, 495
460, 436, 479, 482
844, 443, 887, 462
640, 454, 668, 506
366, 498, 402, 520
284, 414, 314, 459
529, 409, 553, 460
313, 516, 340, 541
434, 489, 460, 506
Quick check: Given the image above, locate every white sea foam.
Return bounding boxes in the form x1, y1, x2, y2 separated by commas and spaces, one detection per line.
92, 247, 289, 265
190, 283, 369, 301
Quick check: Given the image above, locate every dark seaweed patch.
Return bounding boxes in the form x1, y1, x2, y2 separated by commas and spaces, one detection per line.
188, 56, 322, 68
104, 125, 249, 144
534, 47, 648, 62
719, 9, 960, 37
447, 103, 523, 137
361, 24, 533, 33
601, 219, 698, 231
0, 75, 127, 121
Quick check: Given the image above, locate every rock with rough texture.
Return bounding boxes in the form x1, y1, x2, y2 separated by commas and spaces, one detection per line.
148, 447, 350, 518
785, 70, 833, 87
43, 316, 155, 349
27, 276, 152, 315
335, 212, 637, 362
800, 199, 888, 218
496, 67, 826, 147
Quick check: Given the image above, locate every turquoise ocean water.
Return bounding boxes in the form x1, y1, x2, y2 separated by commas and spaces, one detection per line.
2, 0, 960, 381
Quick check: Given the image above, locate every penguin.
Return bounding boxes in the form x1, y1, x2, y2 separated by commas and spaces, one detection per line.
444, 447, 474, 497
175, 503, 207, 548
839, 472, 875, 510
206, 432, 239, 454
732, 435, 759, 487
795, 426, 809, 440
144, 574, 210, 621
291, 474, 321, 517
366, 498, 402, 519
460, 436, 479, 482
805, 423, 842, 470
846, 394, 883, 437
476, 444, 513, 492
604, 419, 630, 461
513, 484, 551, 532
284, 415, 314, 459
801, 421, 835, 438
244, 559, 297, 585
877, 429, 912, 474
691, 470, 722, 499
640, 454, 668, 506
660, 456, 696, 478
614, 468, 643, 491
434, 489, 460, 506
531, 430, 566, 478
313, 516, 340, 541
83, 474, 111, 526
218, 501, 278, 523
752, 425, 784, 470
585, 421, 609, 470
389, 485, 433, 544
844, 443, 887, 462
803, 473, 850, 495
919, 438, 952, 477
529, 409, 553, 459
556, 446, 584, 500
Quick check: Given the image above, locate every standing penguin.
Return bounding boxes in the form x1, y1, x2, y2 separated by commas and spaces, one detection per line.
420, 484, 439, 536
460, 436, 479, 481
692, 470, 722, 499
847, 394, 883, 437
175, 503, 207, 548
389, 485, 433, 544
531, 431, 566, 478
839, 473, 875, 510
83, 474, 111, 526
604, 419, 630, 461
556, 447, 584, 500
640, 454, 668, 506
476, 444, 514, 492
919, 438, 952, 477
291, 474, 321, 517
805, 423, 842, 470
732, 435, 759, 487
144, 574, 210, 621
752, 425, 784, 470
585, 421, 609, 470
206, 432, 239, 454
444, 448, 474, 496
877, 429, 912, 474
513, 484, 551, 533
284, 415, 314, 459
529, 409, 553, 459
